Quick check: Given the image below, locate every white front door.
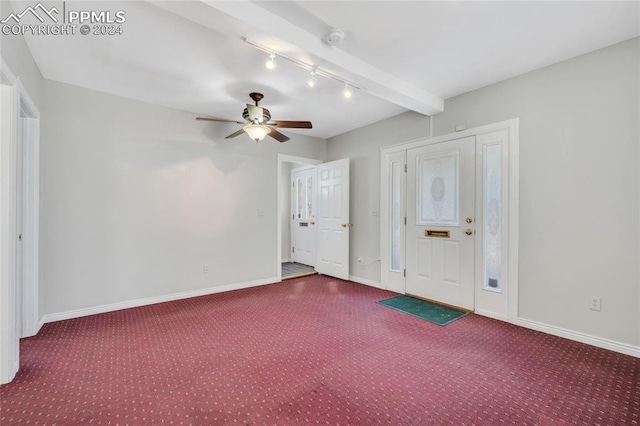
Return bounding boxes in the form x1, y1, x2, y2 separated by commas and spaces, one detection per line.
406, 137, 476, 310
291, 166, 316, 267
316, 158, 350, 280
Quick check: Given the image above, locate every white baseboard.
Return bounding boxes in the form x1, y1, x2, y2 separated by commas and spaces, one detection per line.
36, 316, 45, 333
41, 277, 279, 324
516, 317, 640, 358
349, 275, 385, 290
282, 258, 292, 263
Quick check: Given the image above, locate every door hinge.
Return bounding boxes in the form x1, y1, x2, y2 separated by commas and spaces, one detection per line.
403, 269, 406, 277
404, 216, 406, 225
404, 164, 407, 172
18, 233, 22, 241
292, 247, 295, 253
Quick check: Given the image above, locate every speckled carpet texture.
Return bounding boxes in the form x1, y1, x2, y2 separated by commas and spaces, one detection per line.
1, 275, 639, 425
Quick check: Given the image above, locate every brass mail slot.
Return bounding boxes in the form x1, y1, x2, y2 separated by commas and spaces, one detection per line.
299, 222, 309, 227
425, 230, 450, 238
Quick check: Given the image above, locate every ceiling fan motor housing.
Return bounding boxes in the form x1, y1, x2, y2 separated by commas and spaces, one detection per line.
243, 107, 271, 123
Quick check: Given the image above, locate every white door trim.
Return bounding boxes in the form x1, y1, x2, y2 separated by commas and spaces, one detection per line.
0, 57, 19, 384
0, 57, 41, 384
277, 154, 322, 281
17, 78, 41, 338
380, 118, 519, 321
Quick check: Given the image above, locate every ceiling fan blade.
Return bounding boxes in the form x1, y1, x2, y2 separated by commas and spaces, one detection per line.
246, 104, 264, 123
225, 128, 246, 139
267, 127, 290, 143
267, 120, 313, 129
196, 117, 244, 124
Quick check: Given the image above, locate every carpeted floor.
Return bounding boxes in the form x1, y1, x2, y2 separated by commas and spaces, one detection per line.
1, 275, 639, 425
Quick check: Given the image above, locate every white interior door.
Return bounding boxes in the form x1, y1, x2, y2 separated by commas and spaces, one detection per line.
406, 137, 476, 310
316, 158, 350, 280
291, 166, 316, 267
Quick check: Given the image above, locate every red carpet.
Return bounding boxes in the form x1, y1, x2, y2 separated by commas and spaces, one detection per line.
1, 275, 639, 425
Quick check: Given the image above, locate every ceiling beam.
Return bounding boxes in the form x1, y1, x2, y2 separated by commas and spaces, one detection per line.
199, 1, 444, 116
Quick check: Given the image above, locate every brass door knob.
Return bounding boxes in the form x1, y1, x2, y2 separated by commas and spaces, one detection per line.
466, 217, 473, 223
341, 223, 353, 228
465, 229, 473, 235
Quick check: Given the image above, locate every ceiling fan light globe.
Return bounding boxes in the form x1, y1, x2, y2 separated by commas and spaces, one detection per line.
243, 124, 271, 142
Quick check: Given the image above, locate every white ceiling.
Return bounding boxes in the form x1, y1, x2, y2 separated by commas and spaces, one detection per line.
19, 1, 640, 139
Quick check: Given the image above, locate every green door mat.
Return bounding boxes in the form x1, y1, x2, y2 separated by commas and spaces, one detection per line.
377, 295, 468, 326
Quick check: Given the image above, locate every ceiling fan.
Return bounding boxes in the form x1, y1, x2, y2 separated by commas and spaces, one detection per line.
196, 92, 313, 143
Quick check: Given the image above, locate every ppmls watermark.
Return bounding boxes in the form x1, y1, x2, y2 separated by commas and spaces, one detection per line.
1, 2, 126, 36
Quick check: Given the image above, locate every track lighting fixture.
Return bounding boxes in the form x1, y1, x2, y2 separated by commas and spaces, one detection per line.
265, 52, 277, 70
242, 37, 363, 98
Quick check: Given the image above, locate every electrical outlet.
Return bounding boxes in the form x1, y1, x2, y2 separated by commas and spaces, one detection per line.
203, 265, 210, 274
588, 296, 601, 311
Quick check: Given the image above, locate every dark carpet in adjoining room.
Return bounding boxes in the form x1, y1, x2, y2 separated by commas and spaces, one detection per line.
281, 261, 316, 279
1, 275, 639, 425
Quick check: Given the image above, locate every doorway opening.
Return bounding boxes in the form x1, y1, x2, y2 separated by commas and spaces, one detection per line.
278, 155, 322, 280
277, 155, 352, 282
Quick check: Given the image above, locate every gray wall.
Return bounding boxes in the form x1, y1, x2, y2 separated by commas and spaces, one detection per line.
0, 1, 43, 109
0, 0, 45, 319
41, 80, 326, 315
327, 111, 430, 282
432, 37, 639, 345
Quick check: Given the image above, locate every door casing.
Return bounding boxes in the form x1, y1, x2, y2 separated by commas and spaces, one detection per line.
277, 155, 323, 281
0, 58, 41, 385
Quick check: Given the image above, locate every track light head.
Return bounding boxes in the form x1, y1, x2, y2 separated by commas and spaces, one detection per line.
343, 84, 352, 99
265, 53, 277, 70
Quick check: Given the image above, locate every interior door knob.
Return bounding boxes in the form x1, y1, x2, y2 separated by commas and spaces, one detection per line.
341, 223, 353, 228
465, 229, 473, 235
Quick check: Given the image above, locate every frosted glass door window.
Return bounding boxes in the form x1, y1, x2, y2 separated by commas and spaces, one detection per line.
390, 161, 402, 271
483, 144, 502, 290
306, 176, 313, 219
417, 151, 459, 225
297, 178, 304, 219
